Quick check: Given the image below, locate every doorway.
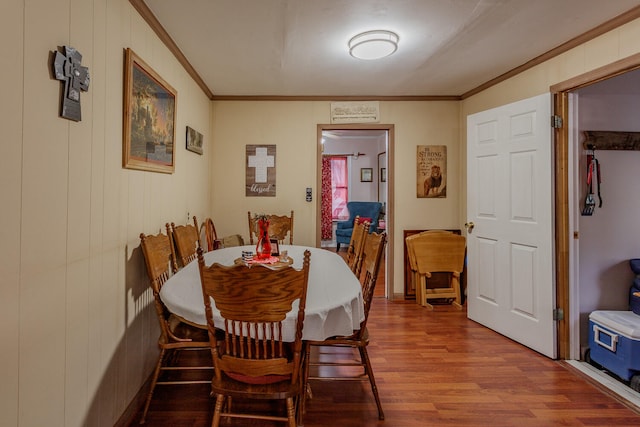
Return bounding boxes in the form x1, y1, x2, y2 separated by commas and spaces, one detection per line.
316, 124, 395, 299
552, 54, 640, 406
552, 54, 640, 359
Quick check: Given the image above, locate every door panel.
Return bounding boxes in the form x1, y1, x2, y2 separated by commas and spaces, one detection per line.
467, 93, 556, 358
477, 237, 497, 303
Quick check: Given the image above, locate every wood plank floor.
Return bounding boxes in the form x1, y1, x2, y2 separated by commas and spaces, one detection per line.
130, 298, 640, 426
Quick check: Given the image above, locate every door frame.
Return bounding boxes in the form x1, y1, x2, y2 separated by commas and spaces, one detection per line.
552, 52, 640, 359
316, 124, 395, 300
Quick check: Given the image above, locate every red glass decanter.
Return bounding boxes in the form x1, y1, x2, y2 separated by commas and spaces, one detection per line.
256, 217, 272, 259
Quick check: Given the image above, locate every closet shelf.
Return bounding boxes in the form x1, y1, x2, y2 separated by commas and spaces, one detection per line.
583, 131, 640, 150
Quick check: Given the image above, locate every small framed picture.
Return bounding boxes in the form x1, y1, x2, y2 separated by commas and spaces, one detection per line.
360, 168, 373, 182
270, 238, 280, 256
380, 167, 386, 182
186, 126, 204, 154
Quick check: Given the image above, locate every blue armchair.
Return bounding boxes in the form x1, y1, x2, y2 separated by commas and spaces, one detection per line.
335, 201, 383, 251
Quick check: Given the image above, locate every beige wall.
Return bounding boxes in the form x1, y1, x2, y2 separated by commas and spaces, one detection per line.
460, 17, 640, 224
462, 18, 640, 115
210, 100, 462, 298
1, 0, 211, 425
4, 0, 640, 425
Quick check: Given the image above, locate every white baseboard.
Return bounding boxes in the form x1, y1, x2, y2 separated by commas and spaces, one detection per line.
565, 360, 640, 411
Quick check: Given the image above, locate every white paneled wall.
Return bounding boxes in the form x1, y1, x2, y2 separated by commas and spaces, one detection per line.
2, 0, 212, 425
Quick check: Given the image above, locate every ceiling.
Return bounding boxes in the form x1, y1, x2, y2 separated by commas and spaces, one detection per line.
140, 0, 640, 98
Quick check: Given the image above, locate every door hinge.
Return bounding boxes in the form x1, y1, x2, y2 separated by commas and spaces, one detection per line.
553, 308, 564, 321
551, 115, 563, 129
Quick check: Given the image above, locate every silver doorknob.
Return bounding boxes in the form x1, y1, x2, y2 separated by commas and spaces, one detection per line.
465, 222, 475, 233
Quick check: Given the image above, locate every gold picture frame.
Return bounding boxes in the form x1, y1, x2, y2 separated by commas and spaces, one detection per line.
123, 48, 177, 173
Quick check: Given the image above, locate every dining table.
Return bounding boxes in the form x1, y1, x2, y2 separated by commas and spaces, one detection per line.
159, 245, 365, 341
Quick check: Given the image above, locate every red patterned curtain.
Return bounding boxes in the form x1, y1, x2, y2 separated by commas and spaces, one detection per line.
330, 158, 348, 220
321, 157, 333, 240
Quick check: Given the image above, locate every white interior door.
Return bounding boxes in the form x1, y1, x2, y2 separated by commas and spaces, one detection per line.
466, 93, 556, 358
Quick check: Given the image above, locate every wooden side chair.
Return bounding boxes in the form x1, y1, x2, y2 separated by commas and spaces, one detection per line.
345, 215, 370, 276
197, 247, 311, 427
199, 217, 223, 251
405, 230, 451, 307
404, 231, 439, 308
335, 201, 382, 251
247, 210, 294, 245
199, 216, 245, 251
303, 231, 387, 421
138, 231, 211, 424
407, 231, 466, 309
169, 216, 200, 271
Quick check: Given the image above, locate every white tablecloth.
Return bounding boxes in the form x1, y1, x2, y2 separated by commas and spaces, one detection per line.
159, 245, 365, 341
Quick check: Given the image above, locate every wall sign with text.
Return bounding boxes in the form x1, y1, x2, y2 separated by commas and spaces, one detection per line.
246, 145, 276, 197
417, 145, 447, 198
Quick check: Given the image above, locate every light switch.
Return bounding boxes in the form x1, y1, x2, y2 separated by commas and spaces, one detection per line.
305, 187, 312, 202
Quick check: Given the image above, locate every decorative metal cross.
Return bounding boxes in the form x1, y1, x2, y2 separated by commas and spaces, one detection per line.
53, 45, 90, 122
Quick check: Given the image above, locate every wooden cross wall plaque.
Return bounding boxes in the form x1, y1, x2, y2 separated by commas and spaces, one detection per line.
246, 145, 276, 197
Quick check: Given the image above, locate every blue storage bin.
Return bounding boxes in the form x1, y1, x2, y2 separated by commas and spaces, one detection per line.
589, 310, 640, 381
631, 288, 640, 315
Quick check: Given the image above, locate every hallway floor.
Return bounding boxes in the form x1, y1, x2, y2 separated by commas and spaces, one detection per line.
130, 300, 640, 426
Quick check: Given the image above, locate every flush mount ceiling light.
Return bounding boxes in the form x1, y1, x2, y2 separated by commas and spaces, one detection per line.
348, 30, 399, 60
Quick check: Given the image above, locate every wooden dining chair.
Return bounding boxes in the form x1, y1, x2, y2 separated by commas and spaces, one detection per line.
345, 215, 370, 276
303, 231, 387, 421
198, 216, 245, 251
199, 217, 223, 251
169, 216, 200, 271
248, 211, 294, 245
197, 247, 311, 427
406, 230, 466, 309
138, 231, 211, 424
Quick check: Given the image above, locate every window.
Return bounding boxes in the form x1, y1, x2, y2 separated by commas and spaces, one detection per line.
330, 157, 349, 220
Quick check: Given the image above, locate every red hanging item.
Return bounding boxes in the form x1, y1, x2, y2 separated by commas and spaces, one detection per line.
581, 145, 602, 216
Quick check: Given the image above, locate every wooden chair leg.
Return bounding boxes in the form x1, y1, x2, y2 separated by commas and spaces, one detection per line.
452, 276, 463, 309
298, 344, 311, 426
414, 272, 422, 305
286, 397, 296, 427
420, 277, 430, 308
358, 346, 384, 420
301, 342, 311, 416
139, 348, 166, 424
211, 394, 224, 427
